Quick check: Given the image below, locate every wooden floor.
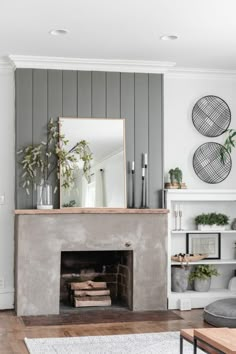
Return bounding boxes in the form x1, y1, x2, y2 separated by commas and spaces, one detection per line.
0, 309, 211, 354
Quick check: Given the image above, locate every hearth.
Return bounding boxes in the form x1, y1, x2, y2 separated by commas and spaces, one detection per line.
60, 251, 133, 310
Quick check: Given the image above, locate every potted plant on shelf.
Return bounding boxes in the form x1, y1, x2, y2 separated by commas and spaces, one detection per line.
189, 265, 219, 292
195, 212, 229, 231
17, 118, 93, 209
165, 167, 187, 189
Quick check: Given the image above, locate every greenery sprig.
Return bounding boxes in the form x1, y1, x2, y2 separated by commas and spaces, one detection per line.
189, 265, 219, 282
17, 118, 93, 194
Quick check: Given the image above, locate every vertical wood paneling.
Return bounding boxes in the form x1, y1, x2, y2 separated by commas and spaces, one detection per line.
149, 74, 163, 208
62, 71, 77, 117
92, 72, 106, 117
47, 70, 63, 208
15, 69, 33, 209
134, 73, 149, 208
106, 72, 120, 118
32, 69, 48, 207
77, 71, 92, 117
121, 73, 135, 207
16, 69, 163, 209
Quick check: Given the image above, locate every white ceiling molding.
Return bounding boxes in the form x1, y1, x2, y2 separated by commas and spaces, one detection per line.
167, 67, 236, 80
0, 58, 15, 72
9, 55, 176, 73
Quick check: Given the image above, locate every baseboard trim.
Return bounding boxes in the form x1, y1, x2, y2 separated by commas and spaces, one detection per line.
0, 289, 14, 310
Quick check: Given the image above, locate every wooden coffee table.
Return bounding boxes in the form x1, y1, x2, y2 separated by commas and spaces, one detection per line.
193, 328, 236, 354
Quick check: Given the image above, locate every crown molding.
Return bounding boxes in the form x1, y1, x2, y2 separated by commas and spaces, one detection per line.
0, 58, 15, 72
167, 66, 236, 79
8, 55, 176, 73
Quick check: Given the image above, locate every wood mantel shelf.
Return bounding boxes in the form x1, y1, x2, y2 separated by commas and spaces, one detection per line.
15, 208, 168, 215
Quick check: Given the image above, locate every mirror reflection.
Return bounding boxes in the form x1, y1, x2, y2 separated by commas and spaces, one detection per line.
59, 118, 126, 208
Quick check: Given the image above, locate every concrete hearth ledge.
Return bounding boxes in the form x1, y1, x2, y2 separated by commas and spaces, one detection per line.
15, 208, 169, 214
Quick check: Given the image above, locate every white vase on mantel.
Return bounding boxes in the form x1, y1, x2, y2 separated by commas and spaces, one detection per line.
197, 224, 226, 231
36, 181, 53, 210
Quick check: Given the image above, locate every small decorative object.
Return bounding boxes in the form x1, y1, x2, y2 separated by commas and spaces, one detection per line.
140, 167, 145, 208
179, 298, 192, 311
62, 200, 76, 208
171, 266, 190, 293
231, 219, 236, 230
186, 233, 221, 259
173, 204, 183, 230
228, 270, 236, 291
17, 118, 92, 209
171, 253, 208, 263
165, 167, 187, 189
189, 264, 219, 292
144, 153, 148, 208
192, 95, 231, 137
193, 142, 232, 184
131, 161, 135, 208
36, 181, 53, 209
195, 213, 229, 231
178, 204, 183, 230
174, 204, 179, 230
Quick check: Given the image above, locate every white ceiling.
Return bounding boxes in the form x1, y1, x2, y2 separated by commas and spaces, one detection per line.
2, 0, 236, 70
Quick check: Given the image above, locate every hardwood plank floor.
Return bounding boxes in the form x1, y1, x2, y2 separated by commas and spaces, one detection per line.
0, 309, 211, 354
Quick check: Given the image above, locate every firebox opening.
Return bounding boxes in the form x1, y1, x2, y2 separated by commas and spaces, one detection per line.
60, 250, 133, 311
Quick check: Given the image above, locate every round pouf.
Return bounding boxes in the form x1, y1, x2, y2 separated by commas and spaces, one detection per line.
204, 298, 236, 327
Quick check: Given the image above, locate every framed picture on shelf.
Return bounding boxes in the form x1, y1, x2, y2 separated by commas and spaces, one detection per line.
186, 233, 221, 259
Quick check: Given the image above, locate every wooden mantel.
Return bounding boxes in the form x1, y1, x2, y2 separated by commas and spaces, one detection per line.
15, 208, 168, 215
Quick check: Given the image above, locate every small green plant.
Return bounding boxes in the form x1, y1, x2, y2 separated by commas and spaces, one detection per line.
62, 200, 76, 208
168, 167, 183, 188
195, 213, 229, 226
189, 265, 219, 283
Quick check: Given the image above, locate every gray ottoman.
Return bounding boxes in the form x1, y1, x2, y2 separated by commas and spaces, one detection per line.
204, 298, 236, 327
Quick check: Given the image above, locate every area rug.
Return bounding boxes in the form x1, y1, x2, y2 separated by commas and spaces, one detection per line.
24, 331, 204, 354
21, 310, 182, 326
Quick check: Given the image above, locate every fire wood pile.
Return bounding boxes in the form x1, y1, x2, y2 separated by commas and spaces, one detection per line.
68, 280, 111, 307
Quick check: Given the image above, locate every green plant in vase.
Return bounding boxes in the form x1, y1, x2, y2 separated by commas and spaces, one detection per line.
189, 265, 219, 292
195, 212, 229, 231
18, 118, 93, 207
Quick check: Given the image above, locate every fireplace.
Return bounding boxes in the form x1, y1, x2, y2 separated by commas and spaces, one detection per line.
60, 250, 133, 310
15, 210, 167, 316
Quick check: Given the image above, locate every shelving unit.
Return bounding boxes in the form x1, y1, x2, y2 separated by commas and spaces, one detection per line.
165, 189, 236, 310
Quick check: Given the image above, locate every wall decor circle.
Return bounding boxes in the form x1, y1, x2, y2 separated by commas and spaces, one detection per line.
192, 95, 231, 137
193, 142, 232, 184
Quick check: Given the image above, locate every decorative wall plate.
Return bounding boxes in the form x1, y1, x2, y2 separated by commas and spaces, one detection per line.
193, 142, 232, 184
192, 95, 231, 137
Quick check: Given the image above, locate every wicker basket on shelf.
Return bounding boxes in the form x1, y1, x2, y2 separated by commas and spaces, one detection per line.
171, 254, 208, 263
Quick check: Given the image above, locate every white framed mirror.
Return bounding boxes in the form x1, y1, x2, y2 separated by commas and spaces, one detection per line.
59, 118, 126, 208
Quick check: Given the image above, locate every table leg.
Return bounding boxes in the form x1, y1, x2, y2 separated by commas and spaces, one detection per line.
180, 335, 183, 354
193, 337, 197, 354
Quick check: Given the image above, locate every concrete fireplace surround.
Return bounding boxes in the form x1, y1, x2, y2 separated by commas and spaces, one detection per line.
15, 208, 168, 316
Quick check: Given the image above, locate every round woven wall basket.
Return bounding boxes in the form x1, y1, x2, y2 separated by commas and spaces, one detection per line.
193, 142, 232, 184
192, 95, 231, 137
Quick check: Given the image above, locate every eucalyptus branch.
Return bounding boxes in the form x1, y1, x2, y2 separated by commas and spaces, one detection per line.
18, 118, 93, 194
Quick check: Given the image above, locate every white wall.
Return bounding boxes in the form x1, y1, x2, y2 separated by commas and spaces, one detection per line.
164, 73, 236, 189
0, 68, 15, 308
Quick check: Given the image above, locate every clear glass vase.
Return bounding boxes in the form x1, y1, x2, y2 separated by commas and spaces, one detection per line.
36, 181, 53, 209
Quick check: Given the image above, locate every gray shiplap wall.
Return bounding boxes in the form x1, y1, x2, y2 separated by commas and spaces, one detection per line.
15, 69, 163, 209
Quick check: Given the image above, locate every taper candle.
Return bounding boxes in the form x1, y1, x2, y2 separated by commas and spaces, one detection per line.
144, 153, 148, 166
142, 167, 145, 177
132, 161, 135, 171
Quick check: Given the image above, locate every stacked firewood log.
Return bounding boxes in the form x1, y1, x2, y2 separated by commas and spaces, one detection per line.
68, 280, 111, 307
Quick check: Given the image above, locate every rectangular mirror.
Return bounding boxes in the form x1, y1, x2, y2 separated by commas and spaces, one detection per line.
59, 118, 126, 208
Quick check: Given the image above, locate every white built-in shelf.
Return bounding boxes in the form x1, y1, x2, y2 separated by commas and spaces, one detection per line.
171, 230, 236, 234
171, 259, 236, 265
